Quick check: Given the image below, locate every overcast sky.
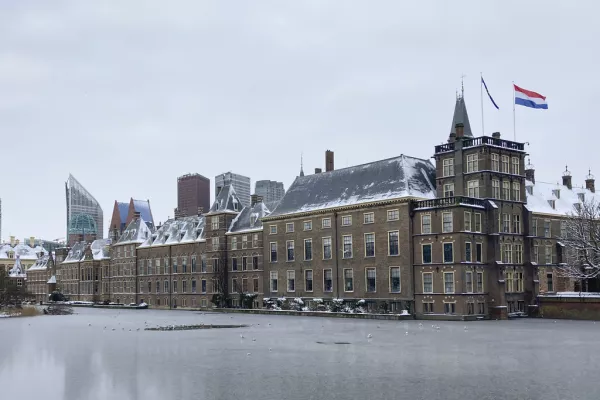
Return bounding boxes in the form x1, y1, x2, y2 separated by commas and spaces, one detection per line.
1, 0, 598, 242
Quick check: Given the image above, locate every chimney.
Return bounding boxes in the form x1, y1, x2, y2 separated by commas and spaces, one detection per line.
10, 235, 15, 246
525, 159, 535, 184
197, 206, 204, 216
455, 123, 464, 138
315, 168, 322, 174
585, 170, 595, 193
134, 211, 141, 220
448, 132, 456, 143
251, 194, 263, 207
492, 132, 501, 139
562, 166, 572, 190
325, 150, 334, 172
29, 236, 35, 247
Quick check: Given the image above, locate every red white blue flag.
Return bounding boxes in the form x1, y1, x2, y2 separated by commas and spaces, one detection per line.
514, 84, 548, 109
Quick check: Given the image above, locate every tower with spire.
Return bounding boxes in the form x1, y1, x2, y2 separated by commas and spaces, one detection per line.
299, 153, 304, 177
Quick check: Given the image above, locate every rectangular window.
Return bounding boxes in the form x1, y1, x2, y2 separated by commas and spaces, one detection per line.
547, 273, 554, 292
443, 158, 454, 177
502, 181, 510, 200
344, 269, 354, 292
388, 231, 399, 256
322, 218, 331, 228
242, 278, 248, 293
443, 243, 453, 263
232, 258, 238, 271
512, 182, 520, 202
422, 244, 432, 264
387, 209, 399, 221
503, 243, 513, 263
343, 235, 353, 258
286, 241, 295, 261
421, 214, 431, 234
192, 279, 197, 293
212, 258, 219, 272
231, 278, 238, 293
467, 180, 479, 198
444, 272, 455, 294
474, 213, 482, 232
173, 280, 178, 293
442, 212, 453, 233
501, 155, 509, 173
212, 236, 219, 251
515, 272, 524, 292
286, 223, 294, 233
511, 157, 519, 175
252, 234, 259, 248
341, 215, 352, 226
303, 220, 312, 231
304, 239, 313, 261
191, 256, 197, 273
423, 272, 433, 293
512, 214, 521, 234
305, 270, 313, 292
506, 271, 514, 292
324, 269, 333, 292
502, 213, 511, 233
231, 237, 238, 250
363, 212, 374, 224
173, 258, 178, 274
270, 271, 278, 292
242, 235, 248, 249
545, 245, 553, 264
467, 302, 475, 315
514, 244, 523, 264
366, 268, 376, 292
464, 212, 472, 232
492, 179, 500, 199
533, 245, 539, 264
478, 302, 485, 314
544, 220, 551, 237
476, 243, 482, 262
182, 257, 187, 273
390, 267, 401, 293
201, 256, 206, 273
270, 242, 277, 262
365, 233, 375, 257
164, 280, 169, 293
253, 278, 259, 293
560, 221, 566, 239
242, 256, 248, 271
252, 255, 258, 270
466, 154, 478, 173
322, 237, 332, 260
477, 272, 483, 293
443, 183, 455, 197
423, 302, 434, 313
492, 154, 499, 172
269, 225, 277, 234
465, 242, 472, 262
465, 271, 473, 293
211, 216, 219, 230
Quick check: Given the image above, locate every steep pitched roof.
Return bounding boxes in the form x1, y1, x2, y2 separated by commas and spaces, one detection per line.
525, 180, 599, 216
63, 242, 86, 263
207, 184, 242, 214
450, 94, 473, 137
132, 199, 153, 225
117, 217, 153, 245
117, 202, 129, 224
228, 202, 272, 234
139, 216, 205, 247
267, 154, 436, 218
27, 254, 53, 271
90, 239, 111, 260
0, 243, 48, 260
9, 256, 26, 278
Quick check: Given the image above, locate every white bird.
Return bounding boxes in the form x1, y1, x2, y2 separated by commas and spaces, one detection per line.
246, 352, 251, 356
554, 321, 557, 323
240, 334, 244, 339
252, 338, 256, 342
367, 334, 373, 339
464, 326, 468, 331
405, 332, 408, 336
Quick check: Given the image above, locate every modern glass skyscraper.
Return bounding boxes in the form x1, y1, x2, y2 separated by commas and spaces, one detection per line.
65, 174, 104, 243
215, 172, 251, 207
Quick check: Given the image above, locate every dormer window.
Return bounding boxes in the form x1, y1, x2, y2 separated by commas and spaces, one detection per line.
250, 215, 257, 226
526, 186, 533, 195
548, 200, 556, 209
7, 252, 14, 259
578, 193, 585, 202
574, 203, 582, 212
552, 189, 560, 199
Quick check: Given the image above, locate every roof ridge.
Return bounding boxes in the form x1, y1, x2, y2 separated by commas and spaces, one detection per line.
297, 153, 431, 177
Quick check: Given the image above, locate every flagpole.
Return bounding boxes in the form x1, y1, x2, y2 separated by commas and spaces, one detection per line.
512, 82, 516, 141
480, 72, 484, 136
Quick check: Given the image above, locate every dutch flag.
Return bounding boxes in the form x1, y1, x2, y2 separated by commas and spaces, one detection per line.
514, 84, 548, 109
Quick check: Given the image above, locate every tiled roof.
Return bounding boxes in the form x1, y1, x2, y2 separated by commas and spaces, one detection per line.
207, 184, 242, 214
117, 218, 153, 245
450, 94, 473, 137
132, 199, 153, 225
0, 244, 48, 260
140, 216, 205, 248
228, 202, 271, 233
525, 180, 599, 216
117, 202, 129, 224
267, 154, 436, 218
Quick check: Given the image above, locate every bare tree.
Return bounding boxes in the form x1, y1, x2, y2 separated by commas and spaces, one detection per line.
558, 199, 600, 281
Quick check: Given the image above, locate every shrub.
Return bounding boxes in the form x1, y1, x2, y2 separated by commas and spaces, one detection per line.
329, 298, 344, 313
17, 306, 41, 317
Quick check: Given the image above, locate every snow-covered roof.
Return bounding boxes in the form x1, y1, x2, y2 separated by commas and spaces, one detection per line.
525, 180, 599, 216
9, 256, 26, 278
63, 242, 86, 263
228, 202, 272, 234
27, 254, 53, 271
207, 184, 242, 214
47, 275, 56, 284
90, 239, 111, 260
117, 217, 153, 245
0, 243, 48, 260
139, 216, 205, 248
267, 154, 436, 218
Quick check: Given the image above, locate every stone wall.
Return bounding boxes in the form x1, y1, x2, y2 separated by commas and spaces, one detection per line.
538, 295, 600, 320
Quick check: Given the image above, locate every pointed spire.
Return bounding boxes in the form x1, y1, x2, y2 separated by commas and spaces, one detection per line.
450, 88, 473, 138
300, 152, 305, 177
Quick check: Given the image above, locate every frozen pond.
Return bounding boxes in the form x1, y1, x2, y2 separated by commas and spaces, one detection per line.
1, 308, 599, 400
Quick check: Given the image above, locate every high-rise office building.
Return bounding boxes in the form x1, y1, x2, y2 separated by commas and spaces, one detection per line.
215, 172, 251, 207
65, 174, 104, 245
254, 180, 285, 203
176, 174, 210, 217
0, 198, 2, 243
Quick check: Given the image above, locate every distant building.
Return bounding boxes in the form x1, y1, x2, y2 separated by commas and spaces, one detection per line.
0, 198, 2, 243
0, 236, 48, 277
65, 174, 104, 245
22, 237, 63, 254
255, 180, 285, 203
215, 172, 251, 207
109, 198, 154, 241
176, 174, 210, 218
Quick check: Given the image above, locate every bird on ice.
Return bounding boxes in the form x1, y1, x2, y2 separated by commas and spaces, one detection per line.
367, 334, 373, 339
246, 353, 251, 356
